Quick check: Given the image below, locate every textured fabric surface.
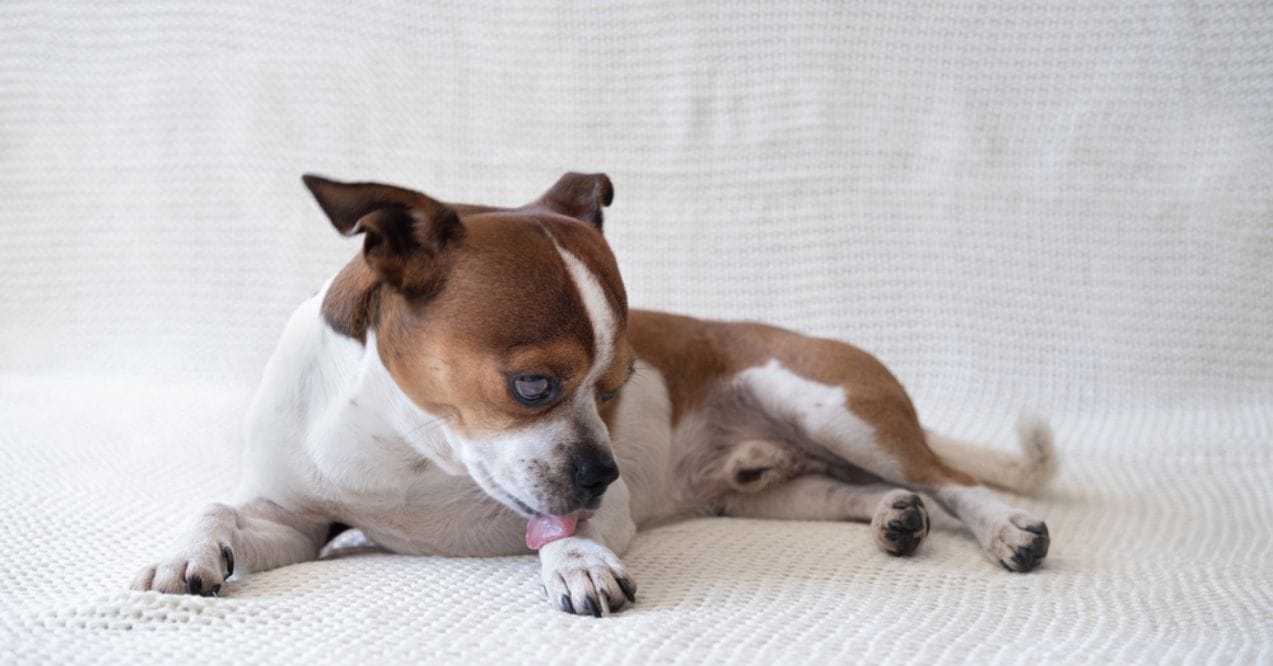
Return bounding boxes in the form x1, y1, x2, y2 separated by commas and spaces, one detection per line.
2, 1, 1271, 663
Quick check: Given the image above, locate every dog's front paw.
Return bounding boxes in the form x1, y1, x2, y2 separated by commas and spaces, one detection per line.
130, 542, 235, 596
539, 538, 636, 617
989, 513, 1050, 572
871, 490, 930, 556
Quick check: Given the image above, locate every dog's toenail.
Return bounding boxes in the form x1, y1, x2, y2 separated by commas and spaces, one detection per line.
584, 596, 601, 618
561, 594, 574, 614
221, 545, 235, 577
1023, 523, 1048, 536
187, 574, 203, 595
617, 578, 636, 603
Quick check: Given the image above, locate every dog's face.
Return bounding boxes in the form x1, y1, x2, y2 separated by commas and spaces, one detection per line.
304, 173, 633, 518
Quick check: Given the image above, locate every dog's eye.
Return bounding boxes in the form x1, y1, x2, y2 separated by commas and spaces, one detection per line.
599, 389, 617, 404
511, 375, 556, 406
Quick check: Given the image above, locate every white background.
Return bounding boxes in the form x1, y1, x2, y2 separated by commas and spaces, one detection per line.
1, 2, 1270, 663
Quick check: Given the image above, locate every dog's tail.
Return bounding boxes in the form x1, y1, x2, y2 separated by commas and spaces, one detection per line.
924, 415, 1058, 496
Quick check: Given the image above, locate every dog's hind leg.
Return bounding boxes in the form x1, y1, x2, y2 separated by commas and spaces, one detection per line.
721, 475, 930, 556
732, 359, 1051, 571
871, 424, 1054, 572
130, 498, 332, 595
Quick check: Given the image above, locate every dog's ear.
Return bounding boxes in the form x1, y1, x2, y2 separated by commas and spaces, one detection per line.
302, 174, 463, 295
536, 172, 614, 231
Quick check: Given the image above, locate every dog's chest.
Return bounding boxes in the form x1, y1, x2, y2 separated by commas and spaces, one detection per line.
303, 413, 530, 557
328, 471, 530, 557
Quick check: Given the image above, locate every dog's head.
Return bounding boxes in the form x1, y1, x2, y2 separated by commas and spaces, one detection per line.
303, 172, 633, 519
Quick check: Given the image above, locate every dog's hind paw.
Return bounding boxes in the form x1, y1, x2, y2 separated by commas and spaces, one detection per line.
130, 542, 235, 596
539, 537, 635, 617
990, 513, 1050, 572
871, 491, 930, 557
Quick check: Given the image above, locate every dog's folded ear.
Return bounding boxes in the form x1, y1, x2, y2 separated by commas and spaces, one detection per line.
302, 174, 463, 295
537, 172, 614, 231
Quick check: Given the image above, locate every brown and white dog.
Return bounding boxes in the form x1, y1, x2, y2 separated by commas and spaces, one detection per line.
131, 173, 1055, 617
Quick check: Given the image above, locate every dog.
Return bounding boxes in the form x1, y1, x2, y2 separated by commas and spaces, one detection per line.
131, 172, 1055, 617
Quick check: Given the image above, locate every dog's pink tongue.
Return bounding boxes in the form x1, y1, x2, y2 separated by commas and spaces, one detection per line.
525, 514, 579, 550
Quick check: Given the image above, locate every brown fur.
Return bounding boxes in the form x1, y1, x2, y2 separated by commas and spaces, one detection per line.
628, 310, 975, 487
311, 176, 632, 441
374, 214, 602, 438
321, 258, 382, 343
535, 172, 614, 230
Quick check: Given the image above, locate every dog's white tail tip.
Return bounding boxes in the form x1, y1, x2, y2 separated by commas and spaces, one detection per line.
925, 414, 1059, 496
1012, 413, 1058, 492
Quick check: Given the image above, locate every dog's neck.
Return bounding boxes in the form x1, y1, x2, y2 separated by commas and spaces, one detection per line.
306, 283, 469, 492
363, 329, 467, 475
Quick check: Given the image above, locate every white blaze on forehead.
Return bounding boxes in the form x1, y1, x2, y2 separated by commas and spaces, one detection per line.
555, 247, 617, 388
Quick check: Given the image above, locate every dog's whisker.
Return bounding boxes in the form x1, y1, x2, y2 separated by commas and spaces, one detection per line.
403, 413, 454, 436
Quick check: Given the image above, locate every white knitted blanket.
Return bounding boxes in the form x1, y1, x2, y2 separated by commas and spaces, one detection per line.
2, 1, 1270, 663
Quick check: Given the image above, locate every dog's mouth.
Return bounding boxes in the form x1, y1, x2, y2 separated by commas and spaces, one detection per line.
500, 490, 595, 550
469, 462, 593, 549
502, 492, 538, 517
486, 484, 593, 550
525, 510, 593, 550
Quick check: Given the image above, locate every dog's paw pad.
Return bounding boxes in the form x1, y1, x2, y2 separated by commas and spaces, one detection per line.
540, 539, 635, 617
130, 543, 234, 596
871, 491, 929, 557
991, 514, 1050, 572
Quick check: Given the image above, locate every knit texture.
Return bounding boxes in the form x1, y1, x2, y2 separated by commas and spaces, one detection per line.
2, 1, 1271, 663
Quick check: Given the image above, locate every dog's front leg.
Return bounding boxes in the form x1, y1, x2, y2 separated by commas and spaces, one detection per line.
130, 498, 330, 595
538, 478, 637, 617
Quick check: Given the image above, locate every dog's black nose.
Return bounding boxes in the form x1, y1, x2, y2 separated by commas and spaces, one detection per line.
573, 451, 619, 498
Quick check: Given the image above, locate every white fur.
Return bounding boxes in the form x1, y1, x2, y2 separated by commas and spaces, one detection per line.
733, 360, 901, 480
541, 244, 620, 460
927, 484, 1048, 570
460, 418, 578, 517
233, 283, 526, 556
555, 246, 617, 395
238, 281, 464, 504
604, 359, 683, 525
924, 415, 1057, 495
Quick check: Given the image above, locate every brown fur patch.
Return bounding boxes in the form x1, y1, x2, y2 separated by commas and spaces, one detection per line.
321, 257, 382, 343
